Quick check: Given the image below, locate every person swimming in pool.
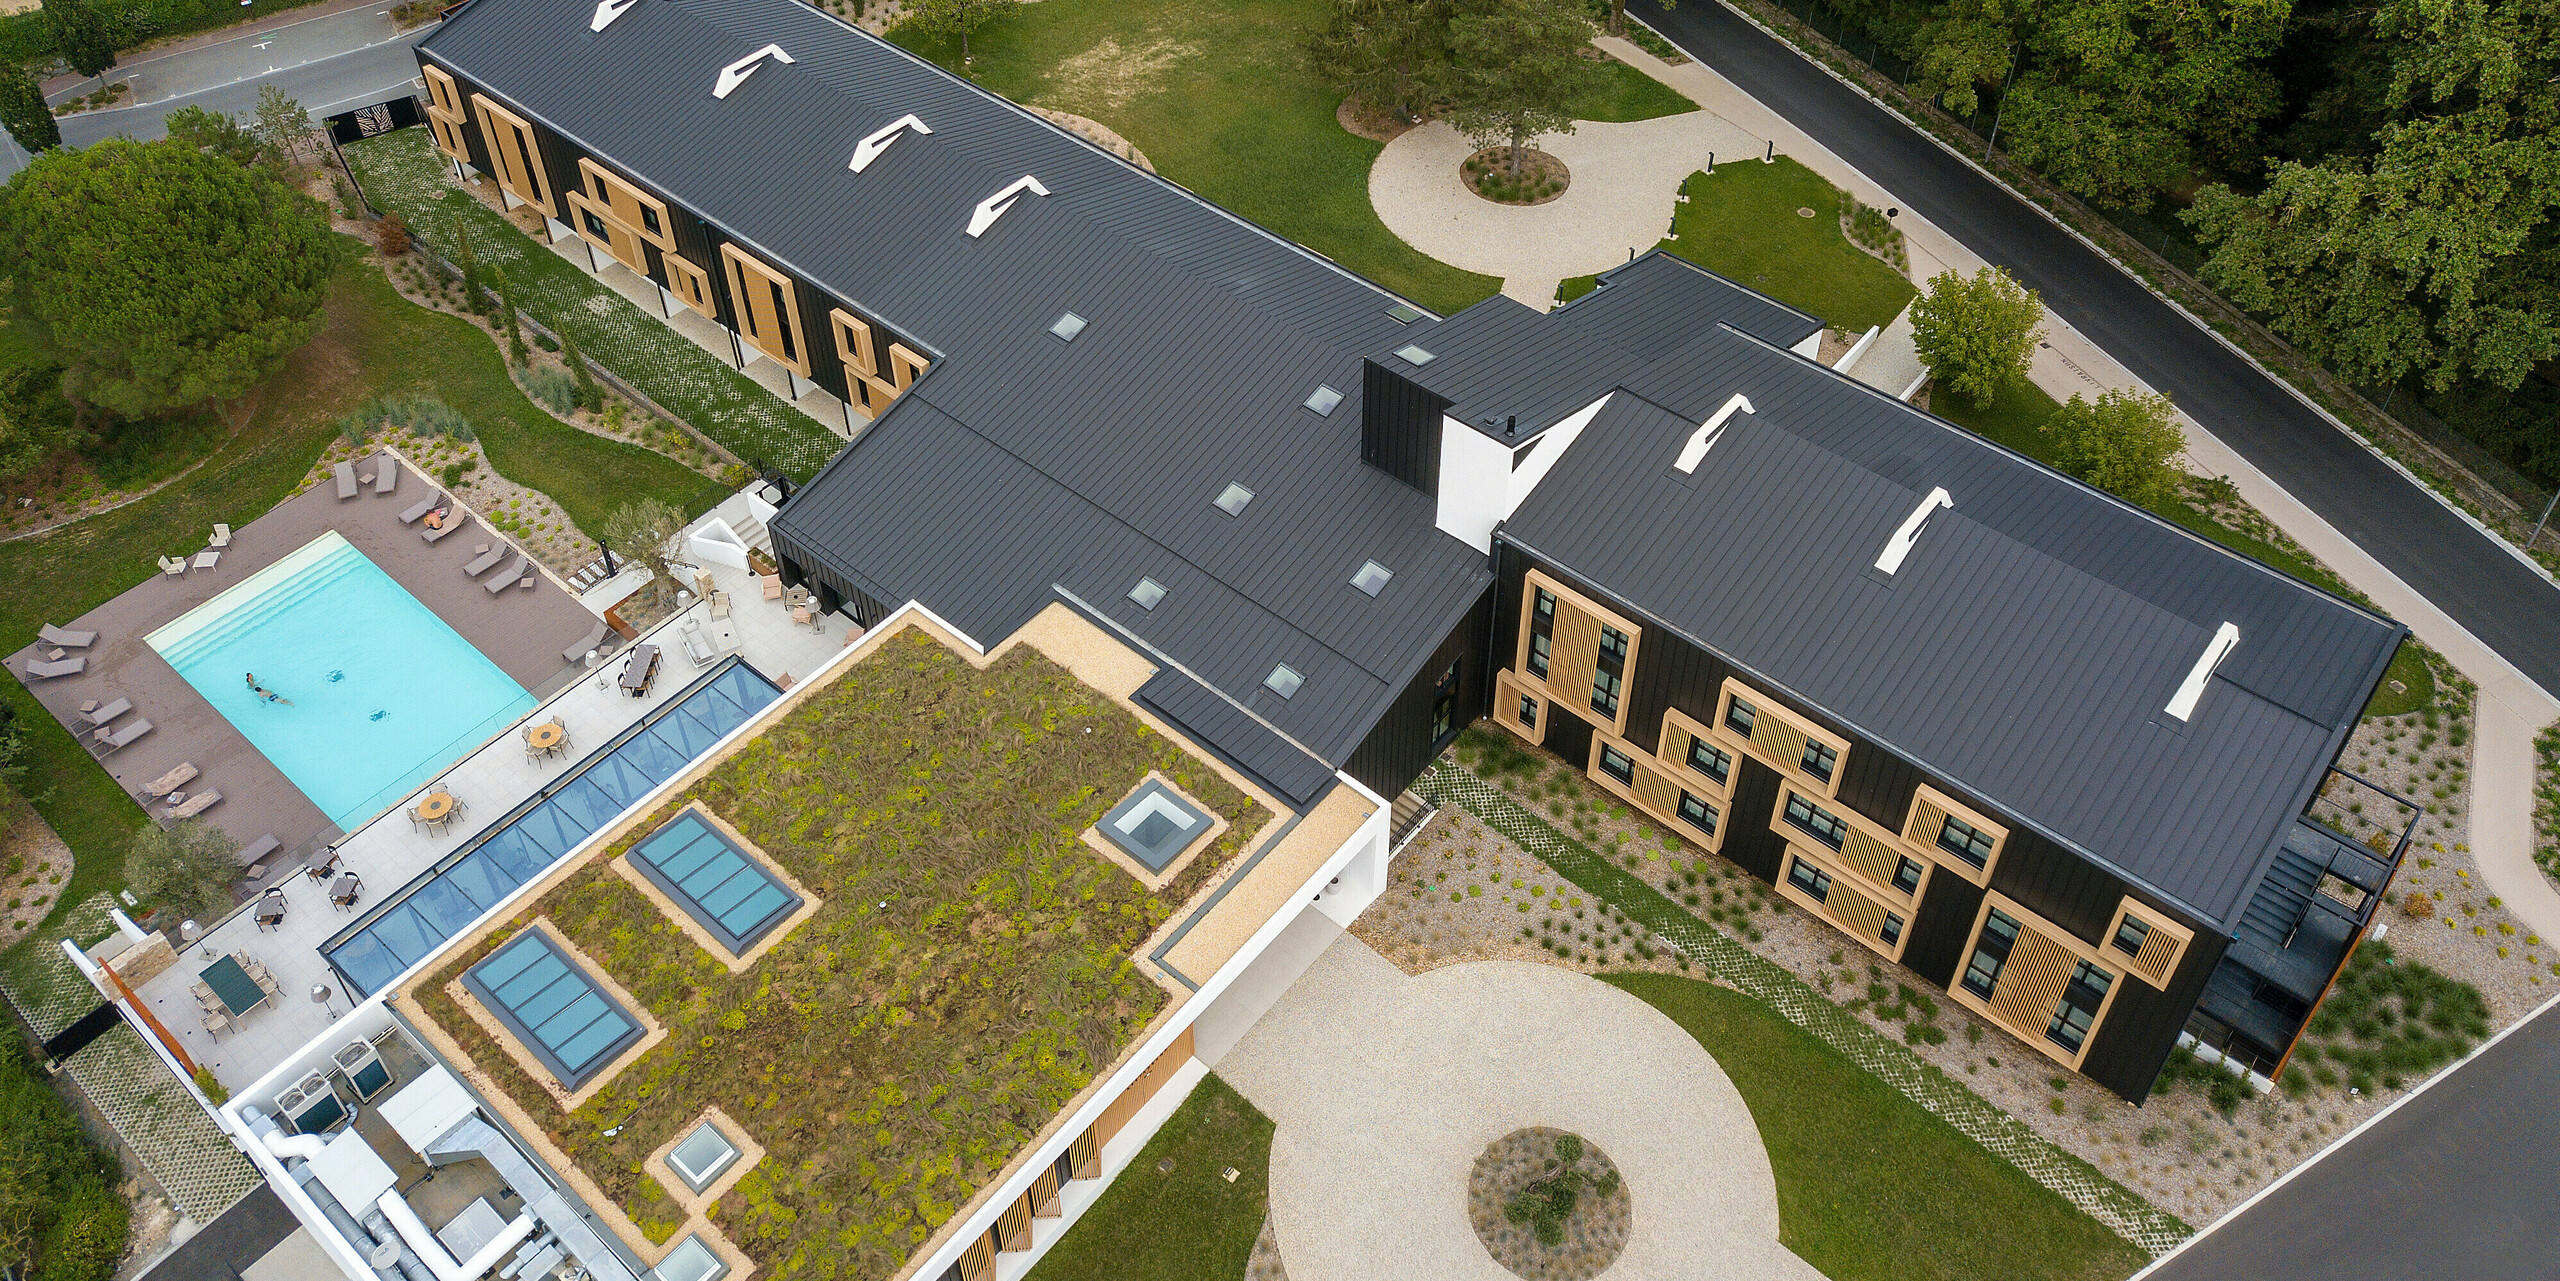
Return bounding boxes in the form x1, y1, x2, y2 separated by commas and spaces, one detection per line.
243, 673, 293, 706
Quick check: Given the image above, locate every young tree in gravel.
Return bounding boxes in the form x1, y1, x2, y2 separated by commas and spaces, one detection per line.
1910, 265, 2044, 408
904, 0, 1015, 64
602, 496, 684, 589
557, 321, 602, 412
0, 138, 332, 418
1440, 0, 1602, 175
453, 213, 487, 313
123, 819, 241, 926
42, 0, 116, 91
2041, 387, 2187, 508
0, 62, 58, 153
1305, 0, 1453, 122
250, 85, 313, 170
491, 265, 527, 364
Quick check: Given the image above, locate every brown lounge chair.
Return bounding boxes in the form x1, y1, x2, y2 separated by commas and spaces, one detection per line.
38, 624, 94, 648
333, 461, 358, 499
561, 619, 608, 664
166, 790, 221, 820
373, 455, 398, 495
399, 495, 438, 524
27, 656, 82, 678
422, 510, 469, 544
463, 545, 507, 577
238, 835, 281, 879
143, 762, 197, 798
92, 718, 150, 753
79, 697, 130, 727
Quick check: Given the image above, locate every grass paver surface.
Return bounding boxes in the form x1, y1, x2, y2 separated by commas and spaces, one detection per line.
345, 130, 846, 478
416, 632, 1268, 1280
1608, 974, 2148, 1281
1021, 1073, 1272, 1281
892, 0, 1503, 316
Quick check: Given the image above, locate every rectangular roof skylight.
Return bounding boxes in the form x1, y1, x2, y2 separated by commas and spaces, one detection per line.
1304, 385, 1343, 416
1214, 483, 1253, 516
462, 930, 643, 1089
626, 810, 803, 956
1350, 560, 1393, 596
1049, 312, 1086, 342
1128, 577, 1165, 610
1395, 344, 1434, 366
1387, 303, 1424, 323
1264, 664, 1303, 699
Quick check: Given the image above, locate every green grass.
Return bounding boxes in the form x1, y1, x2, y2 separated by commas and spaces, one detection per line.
1023, 1074, 1272, 1281
344, 130, 846, 478
2361, 640, 2436, 717
891, 0, 1503, 316
1578, 53, 1701, 123
1662, 158, 1915, 332
1604, 974, 2147, 1281
0, 242, 720, 942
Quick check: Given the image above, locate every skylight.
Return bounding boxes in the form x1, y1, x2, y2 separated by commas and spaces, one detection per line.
665, 1120, 741, 1193
1350, 561, 1393, 596
1264, 664, 1303, 699
1387, 303, 1424, 323
1128, 577, 1165, 610
1395, 344, 1434, 366
1050, 312, 1087, 342
2164, 622, 2241, 722
1215, 483, 1253, 516
1873, 487, 1953, 575
1304, 385, 1343, 416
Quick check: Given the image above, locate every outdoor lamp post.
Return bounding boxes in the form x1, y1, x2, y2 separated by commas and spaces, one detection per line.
311, 983, 337, 1021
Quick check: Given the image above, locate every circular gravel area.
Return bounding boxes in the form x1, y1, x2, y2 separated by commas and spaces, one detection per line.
1468, 1128, 1629, 1280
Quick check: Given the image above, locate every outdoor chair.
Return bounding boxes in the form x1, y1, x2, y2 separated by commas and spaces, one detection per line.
166, 790, 222, 820
399, 496, 437, 524
422, 511, 469, 544
680, 621, 718, 668
37, 624, 95, 648
304, 851, 342, 885
761, 574, 782, 601
80, 697, 131, 728
238, 835, 281, 880
157, 556, 186, 577
485, 557, 528, 595
191, 980, 219, 1008
709, 590, 731, 620
784, 585, 812, 610
142, 762, 197, 798
374, 456, 398, 495
252, 966, 283, 997
333, 461, 359, 500
93, 719, 152, 754
463, 545, 507, 577
561, 619, 608, 666
253, 889, 287, 931
200, 1010, 231, 1038
26, 656, 82, 678
209, 523, 231, 549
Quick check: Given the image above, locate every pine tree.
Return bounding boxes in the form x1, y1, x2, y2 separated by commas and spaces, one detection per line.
558, 322, 602, 412
42, 0, 117, 90
0, 61, 57, 152
453, 214, 486, 314
491, 266, 527, 365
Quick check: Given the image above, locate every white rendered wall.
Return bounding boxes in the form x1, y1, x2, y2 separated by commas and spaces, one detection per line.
1433, 394, 1613, 553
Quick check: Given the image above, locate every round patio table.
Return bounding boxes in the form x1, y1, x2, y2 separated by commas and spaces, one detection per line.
527, 723, 565, 754
416, 792, 456, 825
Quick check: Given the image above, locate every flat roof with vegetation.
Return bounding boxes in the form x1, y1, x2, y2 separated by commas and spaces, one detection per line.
410, 629, 1267, 1279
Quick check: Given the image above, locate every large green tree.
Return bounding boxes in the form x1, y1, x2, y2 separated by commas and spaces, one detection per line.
902, 0, 1016, 63
2042, 387, 2187, 505
1911, 265, 2046, 407
2185, 0, 2560, 392
0, 1039, 127, 1281
162, 103, 264, 167
122, 819, 240, 926
1305, 0, 1455, 120
0, 62, 57, 153
41, 0, 116, 89
0, 138, 334, 417
0, 363, 81, 477
1440, 0, 1603, 173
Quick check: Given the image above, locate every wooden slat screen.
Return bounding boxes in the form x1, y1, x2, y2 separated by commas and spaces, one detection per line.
1494, 670, 1543, 743
1838, 826, 1907, 896
1029, 1167, 1062, 1217
1545, 603, 1602, 720
1094, 1026, 1194, 1150
996, 1191, 1033, 1251
960, 1232, 997, 1281
469, 94, 552, 215
2131, 921, 2180, 984
666, 255, 713, 315
720, 243, 812, 376
1987, 928, 2075, 1033
1068, 1126, 1099, 1179
1631, 760, 1680, 815
1906, 794, 1949, 852
1659, 721, 1695, 772
1822, 874, 1891, 942
1750, 716, 1810, 779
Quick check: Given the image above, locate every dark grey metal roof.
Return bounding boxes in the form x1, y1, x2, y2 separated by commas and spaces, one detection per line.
1503, 325, 2402, 927
1136, 669, 1338, 809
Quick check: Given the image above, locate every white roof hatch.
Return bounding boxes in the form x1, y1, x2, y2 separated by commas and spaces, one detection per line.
1673, 393, 1754, 473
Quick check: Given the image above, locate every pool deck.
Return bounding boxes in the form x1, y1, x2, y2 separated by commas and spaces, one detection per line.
130, 499, 852, 1091
7, 453, 601, 869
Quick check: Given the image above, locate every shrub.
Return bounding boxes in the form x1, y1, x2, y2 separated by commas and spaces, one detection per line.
375, 211, 410, 256
523, 365, 581, 415
2042, 388, 2186, 509
123, 820, 239, 924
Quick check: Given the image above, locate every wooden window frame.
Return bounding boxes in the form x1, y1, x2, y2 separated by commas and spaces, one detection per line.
1710, 677, 1850, 798
562, 190, 649, 275
422, 66, 469, 162
1511, 569, 1643, 738
719, 242, 813, 377
832, 308, 906, 421
468, 93, 553, 216
663, 254, 714, 317
1494, 669, 1546, 744
1773, 843, 1916, 964
1656, 707, 1737, 800
889, 341, 930, 391
2103, 896, 2194, 990
1768, 787, 1932, 909
1583, 726, 1725, 856
1901, 783, 2009, 886
1945, 891, 2131, 1073
574, 159, 672, 249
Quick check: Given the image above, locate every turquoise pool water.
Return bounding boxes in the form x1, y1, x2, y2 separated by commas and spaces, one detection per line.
149, 532, 536, 830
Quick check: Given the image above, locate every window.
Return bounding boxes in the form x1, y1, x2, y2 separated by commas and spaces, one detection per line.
1351, 561, 1394, 596
2111, 914, 2152, 958
1676, 791, 1717, 835
1516, 693, 1538, 728
2046, 960, 2114, 1053
1799, 738, 1839, 782
1394, 344, 1434, 365
1429, 659, 1461, 742
1685, 738, 1731, 786
1049, 312, 1087, 341
1304, 385, 1342, 416
1782, 793, 1847, 850
1127, 578, 1164, 610
1880, 913, 1904, 946
1096, 779, 1214, 872
665, 1121, 740, 1193
1961, 909, 2021, 998
642, 207, 662, 236
1387, 303, 1424, 323
1597, 745, 1635, 785
462, 931, 643, 1089
1892, 855, 1924, 895
1937, 815, 1996, 868
1724, 694, 1757, 736
653, 1235, 730, 1281
580, 209, 610, 240
1526, 588, 1556, 679
1214, 483, 1253, 517
1590, 625, 1628, 719
1264, 664, 1303, 699
625, 811, 804, 957
1786, 856, 1831, 903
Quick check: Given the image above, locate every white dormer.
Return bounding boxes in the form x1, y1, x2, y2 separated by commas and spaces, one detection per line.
590, 0, 639, 32
713, 44, 793, 98
1874, 487, 1953, 575
1431, 394, 1613, 553
849, 114, 931, 172
967, 175, 1049, 237
2165, 622, 2241, 722
1674, 393, 1754, 473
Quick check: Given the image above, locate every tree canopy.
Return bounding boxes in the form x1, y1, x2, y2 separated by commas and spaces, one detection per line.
123, 818, 241, 925
1438, 0, 1604, 170
41, 0, 116, 84
1911, 266, 2046, 407
1304, 0, 1454, 120
2042, 387, 2187, 507
0, 62, 57, 153
0, 137, 335, 418
902, 0, 1016, 61
0, 1039, 127, 1281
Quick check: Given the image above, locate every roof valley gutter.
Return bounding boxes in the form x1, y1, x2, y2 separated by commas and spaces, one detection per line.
1049, 582, 1335, 771
1493, 529, 2243, 929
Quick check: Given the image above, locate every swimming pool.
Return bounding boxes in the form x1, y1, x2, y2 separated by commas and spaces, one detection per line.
149, 532, 537, 830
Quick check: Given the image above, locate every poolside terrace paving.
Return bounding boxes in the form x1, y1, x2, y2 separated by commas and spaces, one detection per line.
128, 509, 850, 1092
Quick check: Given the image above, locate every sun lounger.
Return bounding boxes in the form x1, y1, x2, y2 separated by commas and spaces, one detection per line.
374, 455, 398, 495
399, 496, 437, 524
238, 835, 281, 879
333, 461, 358, 499
158, 556, 187, 577
463, 545, 507, 577
93, 719, 150, 753
423, 510, 470, 544
38, 624, 94, 648
210, 523, 231, 549
166, 790, 221, 820
80, 697, 131, 727
143, 762, 197, 797
486, 557, 528, 595
27, 657, 82, 678
561, 618, 608, 664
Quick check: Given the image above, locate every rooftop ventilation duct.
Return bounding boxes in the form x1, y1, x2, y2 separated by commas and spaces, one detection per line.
713, 44, 794, 98
967, 175, 1050, 237
1873, 487, 1953, 575
849, 113, 931, 172
1673, 393, 1754, 473
589, 0, 639, 32
2165, 622, 2241, 722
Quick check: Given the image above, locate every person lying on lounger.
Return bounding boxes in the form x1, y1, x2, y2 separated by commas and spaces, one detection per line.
423, 507, 447, 529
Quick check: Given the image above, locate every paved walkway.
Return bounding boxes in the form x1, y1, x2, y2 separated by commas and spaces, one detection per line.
1370, 109, 1761, 309
1218, 935, 1822, 1281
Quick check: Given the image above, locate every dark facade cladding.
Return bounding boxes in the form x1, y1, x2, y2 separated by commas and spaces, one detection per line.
1360, 359, 1449, 497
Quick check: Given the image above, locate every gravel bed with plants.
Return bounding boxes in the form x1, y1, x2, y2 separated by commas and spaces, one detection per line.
1467, 1129, 1628, 1281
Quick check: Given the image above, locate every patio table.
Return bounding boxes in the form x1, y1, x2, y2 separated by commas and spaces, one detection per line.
199, 955, 269, 1017
416, 792, 456, 825
527, 722, 566, 755
620, 644, 661, 696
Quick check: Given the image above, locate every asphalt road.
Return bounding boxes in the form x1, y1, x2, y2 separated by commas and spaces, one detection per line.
1635, 0, 2560, 697
2143, 996, 2560, 1280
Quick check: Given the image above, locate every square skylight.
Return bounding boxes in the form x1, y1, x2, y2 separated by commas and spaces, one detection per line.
653, 1235, 730, 1281
1264, 664, 1303, 699
1214, 483, 1253, 516
1049, 312, 1087, 342
1387, 303, 1424, 323
1096, 778, 1213, 872
1350, 561, 1393, 596
665, 1120, 741, 1193
1394, 344, 1434, 366
1128, 577, 1165, 610
1303, 385, 1343, 416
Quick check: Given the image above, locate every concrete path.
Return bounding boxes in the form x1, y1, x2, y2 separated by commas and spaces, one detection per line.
1836, 301, 1923, 398
1369, 109, 1760, 310
1218, 935, 1821, 1281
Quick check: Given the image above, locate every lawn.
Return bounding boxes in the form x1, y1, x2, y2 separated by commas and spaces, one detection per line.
1579, 52, 1701, 123
415, 631, 1270, 1281
1023, 1074, 1272, 1281
891, 0, 1504, 316
344, 129, 848, 479
0, 242, 721, 942
1606, 975, 2148, 1281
